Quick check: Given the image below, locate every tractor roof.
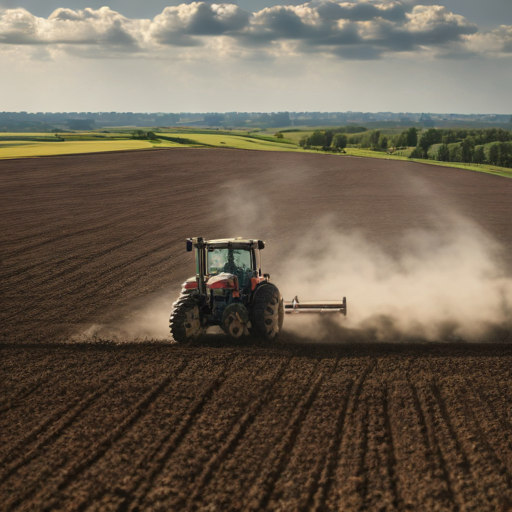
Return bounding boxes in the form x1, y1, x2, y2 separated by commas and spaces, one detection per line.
207, 238, 258, 245
189, 237, 265, 250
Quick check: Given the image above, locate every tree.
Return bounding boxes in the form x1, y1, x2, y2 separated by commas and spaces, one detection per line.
418, 128, 442, 156
461, 138, 474, 163
449, 145, 462, 162
497, 142, 512, 167
369, 130, 380, 148
409, 146, 423, 159
394, 132, 405, 147
307, 130, 325, 146
132, 130, 146, 139
380, 136, 388, 150
299, 135, 308, 148
406, 127, 418, 147
324, 130, 334, 147
437, 144, 450, 161
488, 143, 499, 165
147, 131, 158, 140
332, 133, 347, 149
473, 146, 485, 164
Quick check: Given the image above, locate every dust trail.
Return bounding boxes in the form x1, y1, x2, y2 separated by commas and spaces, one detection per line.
75, 173, 511, 344
276, 214, 512, 342
72, 290, 179, 343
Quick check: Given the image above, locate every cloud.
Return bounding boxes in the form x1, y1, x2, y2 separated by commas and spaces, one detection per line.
463, 24, 512, 57
316, 1, 407, 22
0, 6, 142, 51
0, 2, 509, 61
150, 3, 251, 46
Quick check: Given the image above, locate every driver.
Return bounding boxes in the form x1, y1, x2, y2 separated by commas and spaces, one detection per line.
223, 250, 238, 274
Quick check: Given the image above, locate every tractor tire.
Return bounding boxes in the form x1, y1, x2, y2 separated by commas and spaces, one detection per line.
250, 284, 284, 340
169, 295, 204, 344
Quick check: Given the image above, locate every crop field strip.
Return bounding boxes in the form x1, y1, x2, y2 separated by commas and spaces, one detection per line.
2, 150, 512, 510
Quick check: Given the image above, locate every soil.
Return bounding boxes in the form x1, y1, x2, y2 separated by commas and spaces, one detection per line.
1, 149, 512, 511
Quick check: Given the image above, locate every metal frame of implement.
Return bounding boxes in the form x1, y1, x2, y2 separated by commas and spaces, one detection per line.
284, 296, 347, 315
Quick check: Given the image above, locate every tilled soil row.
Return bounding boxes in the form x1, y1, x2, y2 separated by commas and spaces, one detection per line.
1, 343, 512, 512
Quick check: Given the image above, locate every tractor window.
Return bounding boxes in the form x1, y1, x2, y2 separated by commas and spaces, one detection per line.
207, 248, 252, 275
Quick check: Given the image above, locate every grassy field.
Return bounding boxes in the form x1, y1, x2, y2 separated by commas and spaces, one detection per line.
0, 140, 153, 159
155, 132, 298, 151
345, 148, 512, 178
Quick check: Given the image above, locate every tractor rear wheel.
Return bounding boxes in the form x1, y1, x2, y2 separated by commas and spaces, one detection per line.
169, 295, 204, 344
250, 284, 284, 340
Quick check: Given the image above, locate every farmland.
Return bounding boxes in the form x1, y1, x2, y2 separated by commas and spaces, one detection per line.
2, 150, 512, 510
1, 127, 511, 179
0, 140, 153, 159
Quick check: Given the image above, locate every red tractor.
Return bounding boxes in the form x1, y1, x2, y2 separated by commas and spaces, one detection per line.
169, 237, 346, 343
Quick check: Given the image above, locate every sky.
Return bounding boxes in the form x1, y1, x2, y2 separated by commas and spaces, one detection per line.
0, 0, 511, 113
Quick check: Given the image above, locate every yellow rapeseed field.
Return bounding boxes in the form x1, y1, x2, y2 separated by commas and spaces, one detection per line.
0, 140, 153, 159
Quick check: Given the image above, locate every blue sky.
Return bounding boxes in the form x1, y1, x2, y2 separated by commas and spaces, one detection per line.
0, 0, 511, 113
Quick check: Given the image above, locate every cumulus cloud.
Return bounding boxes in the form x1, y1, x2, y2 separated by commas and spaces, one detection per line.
150, 3, 251, 46
0, 6, 143, 50
0, 2, 509, 61
464, 24, 512, 57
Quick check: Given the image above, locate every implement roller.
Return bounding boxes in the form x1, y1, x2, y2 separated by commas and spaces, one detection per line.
285, 296, 347, 315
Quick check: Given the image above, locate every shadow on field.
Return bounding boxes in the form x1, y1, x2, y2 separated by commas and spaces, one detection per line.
2, 336, 512, 360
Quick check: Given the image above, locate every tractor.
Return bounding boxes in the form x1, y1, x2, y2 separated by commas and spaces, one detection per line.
169, 237, 347, 343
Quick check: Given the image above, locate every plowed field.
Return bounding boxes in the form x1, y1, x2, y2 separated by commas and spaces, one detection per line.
2, 150, 512, 511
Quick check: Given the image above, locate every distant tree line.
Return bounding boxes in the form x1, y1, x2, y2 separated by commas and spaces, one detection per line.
350, 126, 512, 168
131, 130, 158, 140
405, 128, 512, 168
298, 126, 367, 151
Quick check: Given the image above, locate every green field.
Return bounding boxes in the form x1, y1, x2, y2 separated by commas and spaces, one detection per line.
344, 148, 512, 178
155, 132, 297, 151
0, 140, 153, 159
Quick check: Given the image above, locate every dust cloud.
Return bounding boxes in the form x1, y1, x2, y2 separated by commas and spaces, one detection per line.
76, 175, 511, 344
73, 290, 179, 343
276, 214, 512, 342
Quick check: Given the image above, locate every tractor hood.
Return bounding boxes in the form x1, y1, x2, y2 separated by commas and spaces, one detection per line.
206, 273, 239, 290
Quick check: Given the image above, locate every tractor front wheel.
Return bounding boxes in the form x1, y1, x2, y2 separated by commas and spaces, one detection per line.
169, 295, 204, 344
250, 284, 284, 340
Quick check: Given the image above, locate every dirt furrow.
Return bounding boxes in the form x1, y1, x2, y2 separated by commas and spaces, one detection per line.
188, 357, 321, 511
0, 353, 118, 454
355, 383, 400, 512
1, 210, 144, 259
3, 238, 172, 318
439, 376, 512, 510
49, 354, 231, 511
127, 356, 289, 511
0, 355, 188, 510
323, 358, 375, 511
0, 355, 127, 470
242, 360, 331, 512
463, 376, 512, 476
122, 356, 236, 511
182, 357, 292, 510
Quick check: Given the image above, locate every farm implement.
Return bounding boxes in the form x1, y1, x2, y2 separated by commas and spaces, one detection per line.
169, 237, 347, 342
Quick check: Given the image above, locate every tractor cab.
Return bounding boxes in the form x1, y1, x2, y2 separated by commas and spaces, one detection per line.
185, 237, 266, 295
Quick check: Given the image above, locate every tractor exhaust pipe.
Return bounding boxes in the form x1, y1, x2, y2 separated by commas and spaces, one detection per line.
284, 296, 347, 316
